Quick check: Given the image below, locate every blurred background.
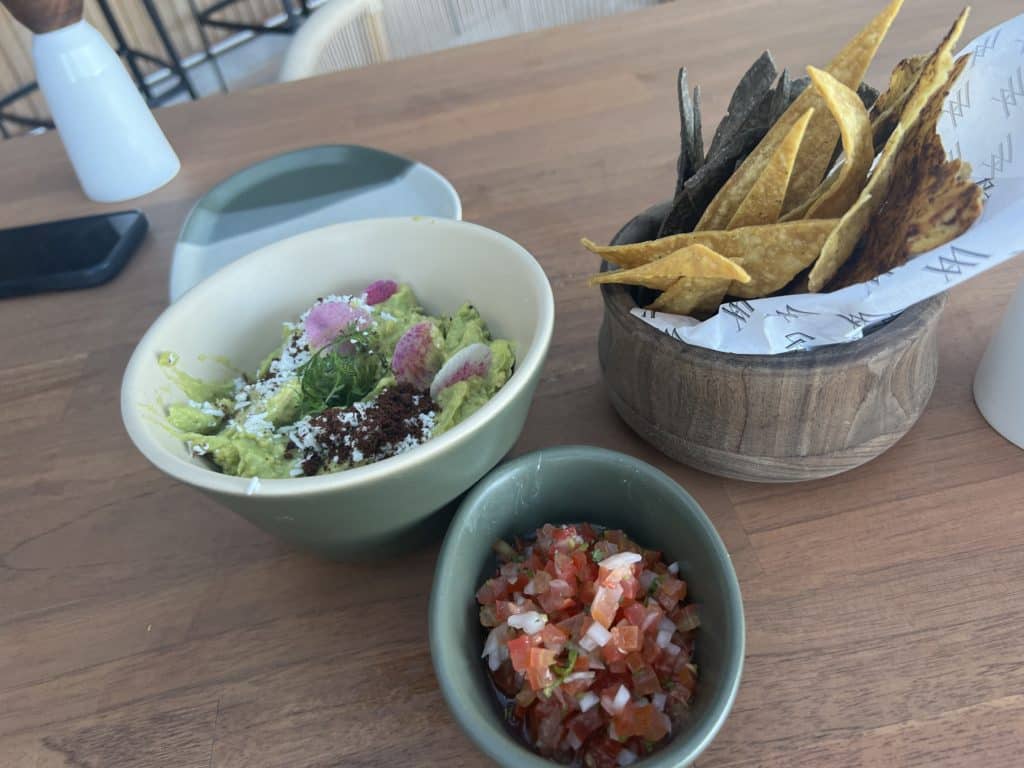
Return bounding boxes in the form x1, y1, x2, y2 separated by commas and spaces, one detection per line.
0, 0, 668, 139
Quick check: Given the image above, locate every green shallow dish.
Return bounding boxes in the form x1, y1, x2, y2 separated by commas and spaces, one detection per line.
429, 446, 745, 767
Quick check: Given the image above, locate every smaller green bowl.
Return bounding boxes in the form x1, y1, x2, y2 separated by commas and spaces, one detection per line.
429, 446, 745, 767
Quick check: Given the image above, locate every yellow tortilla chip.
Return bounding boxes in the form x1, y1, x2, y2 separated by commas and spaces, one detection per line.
800, 67, 873, 219
807, 8, 969, 292
727, 219, 837, 298
590, 244, 751, 290
585, 220, 833, 270
727, 108, 814, 229
696, 0, 904, 231
636, 220, 838, 314
648, 276, 732, 316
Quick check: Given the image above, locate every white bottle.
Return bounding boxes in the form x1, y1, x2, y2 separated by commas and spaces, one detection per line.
33, 19, 180, 203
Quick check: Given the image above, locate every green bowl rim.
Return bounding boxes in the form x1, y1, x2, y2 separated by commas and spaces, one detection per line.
429, 445, 746, 768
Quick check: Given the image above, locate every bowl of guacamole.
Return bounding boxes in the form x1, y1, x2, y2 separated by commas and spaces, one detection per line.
121, 217, 554, 560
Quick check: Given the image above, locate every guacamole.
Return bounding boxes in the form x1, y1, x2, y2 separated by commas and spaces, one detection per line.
162, 280, 515, 479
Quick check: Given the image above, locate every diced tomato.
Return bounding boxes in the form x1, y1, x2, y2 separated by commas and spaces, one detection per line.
610, 623, 641, 653
548, 577, 576, 599
676, 603, 700, 631
641, 634, 662, 665
496, 600, 535, 621
620, 577, 639, 600
623, 602, 647, 628
573, 653, 590, 672
591, 584, 623, 629
552, 552, 578, 581
624, 652, 645, 674
537, 590, 575, 615
656, 575, 687, 610
641, 548, 662, 567
539, 623, 568, 652
583, 736, 623, 768
526, 647, 557, 691
567, 706, 604, 743
508, 634, 532, 673
641, 605, 664, 633
676, 663, 698, 694
578, 579, 597, 607
632, 664, 662, 697
612, 703, 637, 740
527, 696, 564, 755
556, 613, 586, 642
632, 703, 669, 741
601, 642, 626, 665
607, 659, 627, 675
476, 577, 510, 605
572, 549, 589, 574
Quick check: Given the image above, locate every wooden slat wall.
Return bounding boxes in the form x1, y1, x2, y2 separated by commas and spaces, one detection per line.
0, 0, 285, 133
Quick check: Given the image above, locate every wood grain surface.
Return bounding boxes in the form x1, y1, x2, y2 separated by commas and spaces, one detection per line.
1, 2, 1023, 766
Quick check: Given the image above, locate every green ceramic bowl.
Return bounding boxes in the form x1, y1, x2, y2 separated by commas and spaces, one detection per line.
122, 217, 554, 560
430, 446, 745, 767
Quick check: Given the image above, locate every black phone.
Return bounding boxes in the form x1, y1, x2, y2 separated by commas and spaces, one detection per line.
0, 210, 148, 299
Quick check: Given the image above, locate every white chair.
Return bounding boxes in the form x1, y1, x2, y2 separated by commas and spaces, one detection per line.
279, 0, 663, 82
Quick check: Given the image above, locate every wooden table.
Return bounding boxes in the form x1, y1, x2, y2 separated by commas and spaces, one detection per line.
2, 2, 1022, 765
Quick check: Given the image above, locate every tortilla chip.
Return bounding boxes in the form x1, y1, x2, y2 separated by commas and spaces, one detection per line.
799, 67, 873, 219
706, 52, 779, 161
584, 219, 833, 268
807, 8, 969, 292
648, 276, 732, 316
727, 219, 838, 298
727, 108, 814, 229
696, 0, 904, 231
590, 244, 752, 290
871, 55, 927, 149
831, 58, 981, 287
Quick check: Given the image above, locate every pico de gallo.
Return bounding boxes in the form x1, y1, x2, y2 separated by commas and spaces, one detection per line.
476, 523, 701, 767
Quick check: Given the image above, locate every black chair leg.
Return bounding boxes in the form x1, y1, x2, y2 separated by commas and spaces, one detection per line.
188, 0, 230, 93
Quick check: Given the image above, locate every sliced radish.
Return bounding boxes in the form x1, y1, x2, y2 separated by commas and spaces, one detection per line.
430, 343, 492, 400
365, 279, 398, 305
305, 300, 370, 350
392, 322, 444, 389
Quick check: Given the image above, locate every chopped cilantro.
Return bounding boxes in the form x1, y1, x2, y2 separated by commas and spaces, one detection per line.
648, 575, 663, 596
642, 739, 656, 753
592, 549, 605, 563
542, 647, 580, 697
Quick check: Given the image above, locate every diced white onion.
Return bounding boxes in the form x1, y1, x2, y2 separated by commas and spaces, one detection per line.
523, 578, 539, 595
549, 578, 570, 592
656, 627, 674, 648
508, 611, 547, 635
579, 634, 598, 652
564, 671, 596, 683
578, 691, 600, 713
617, 748, 638, 766
668, 561, 680, 575
611, 684, 630, 714
638, 571, 656, 591
588, 655, 606, 670
659, 617, 677, 634
652, 692, 667, 711
641, 610, 660, 632
584, 621, 612, 648
566, 731, 583, 751
664, 641, 682, 657
600, 551, 642, 571
481, 624, 507, 671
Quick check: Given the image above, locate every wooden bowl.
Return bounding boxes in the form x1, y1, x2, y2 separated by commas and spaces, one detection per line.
598, 204, 945, 482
